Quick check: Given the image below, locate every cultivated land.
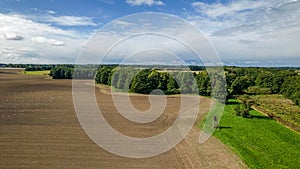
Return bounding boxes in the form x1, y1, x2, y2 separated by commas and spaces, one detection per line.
0, 69, 247, 169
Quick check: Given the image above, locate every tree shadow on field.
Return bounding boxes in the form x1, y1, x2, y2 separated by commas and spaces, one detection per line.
225, 101, 239, 105
250, 115, 272, 120
218, 126, 232, 129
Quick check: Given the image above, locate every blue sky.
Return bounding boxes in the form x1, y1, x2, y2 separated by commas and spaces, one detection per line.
0, 0, 300, 66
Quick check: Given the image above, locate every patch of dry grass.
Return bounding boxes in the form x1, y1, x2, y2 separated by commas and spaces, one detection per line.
251, 94, 300, 132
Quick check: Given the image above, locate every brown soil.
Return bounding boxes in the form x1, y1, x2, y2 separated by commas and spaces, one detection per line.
0, 69, 247, 169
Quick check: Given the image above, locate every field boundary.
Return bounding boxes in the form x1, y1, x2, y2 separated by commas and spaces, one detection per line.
252, 105, 300, 134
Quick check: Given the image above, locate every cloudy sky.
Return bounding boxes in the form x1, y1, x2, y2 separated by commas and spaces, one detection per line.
0, 0, 299, 66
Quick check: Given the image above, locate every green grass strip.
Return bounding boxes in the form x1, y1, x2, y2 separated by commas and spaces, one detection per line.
24, 70, 50, 75
206, 99, 300, 169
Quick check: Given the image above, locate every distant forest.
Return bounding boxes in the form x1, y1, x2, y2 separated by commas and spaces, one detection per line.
2, 64, 299, 106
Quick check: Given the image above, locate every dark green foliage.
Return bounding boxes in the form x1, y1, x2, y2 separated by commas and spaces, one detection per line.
49, 65, 97, 79
234, 104, 241, 116
157, 72, 169, 91
209, 70, 227, 103
129, 69, 171, 94
25, 65, 55, 71
5, 63, 299, 104
188, 65, 205, 71
111, 67, 137, 91
176, 71, 198, 94
224, 67, 299, 106
280, 75, 300, 106
130, 69, 156, 94
91, 65, 300, 106
5, 63, 58, 70
231, 75, 253, 94
196, 71, 211, 96
166, 76, 180, 94
73, 68, 96, 79
95, 67, 181, 95
50, 66, 73, 79
235, 95, 254, 118
255, 70, 293, 94
95, 66, 115, 85
235, 103, 250, 118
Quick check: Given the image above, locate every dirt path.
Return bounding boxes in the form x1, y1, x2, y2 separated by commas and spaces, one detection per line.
0, 69, 247, 169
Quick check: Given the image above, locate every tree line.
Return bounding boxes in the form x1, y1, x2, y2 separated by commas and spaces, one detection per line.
94, 66, 226, 102
48, 65, 300, 106
49, 65, 97, 79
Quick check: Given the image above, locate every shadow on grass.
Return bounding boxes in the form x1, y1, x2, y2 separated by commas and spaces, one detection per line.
225, 101, 239, 105
218, 126, 232, 129
250, 115, 272, 120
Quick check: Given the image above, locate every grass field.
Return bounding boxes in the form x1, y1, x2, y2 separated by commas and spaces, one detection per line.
24, 70, 50, 75
212, 99, 300, 169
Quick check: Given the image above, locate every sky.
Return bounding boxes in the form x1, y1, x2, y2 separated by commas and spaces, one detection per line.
0, 0, 299, 66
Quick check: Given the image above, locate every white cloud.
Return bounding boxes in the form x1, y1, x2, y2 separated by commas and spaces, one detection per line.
45, 15, 98, 26
31, 36, 65, 46
192, 1, 269, 19
112, 20, 134, 26
1, 0, 299, 66
188, 0, 300, 66
190, 0, 300, 34
76, 14, 218, 66
48, 10, 56, 14
0, 47, 26, 62
126, 0, 164, 6
3, 32, 24, 40
0, 13, 77, 37
98, 0, 114, 5
0, 13, 87, 64
15, 7, 96, 27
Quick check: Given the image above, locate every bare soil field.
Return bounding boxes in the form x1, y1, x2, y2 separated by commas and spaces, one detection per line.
0, 69, 247, 169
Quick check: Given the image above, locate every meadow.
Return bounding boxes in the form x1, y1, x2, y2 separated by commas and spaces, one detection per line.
24, 70, 50, 75
212, 99, 300, 169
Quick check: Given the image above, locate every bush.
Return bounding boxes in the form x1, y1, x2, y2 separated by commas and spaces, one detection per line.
235, 104, 250, 117
235, 95, 253, 118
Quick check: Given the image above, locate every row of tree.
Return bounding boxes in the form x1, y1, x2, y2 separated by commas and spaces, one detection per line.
48, 65, 300, 106
49, 65, 96, 79
94, 66, 226, 102
95, 66, 182, 95
3, 63, 72, 71
49, 66, 73, 79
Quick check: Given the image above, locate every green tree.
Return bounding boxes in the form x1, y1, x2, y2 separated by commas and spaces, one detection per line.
50, 66, 73, 79
235, 95, 254, 118
281, 75, 300, 106
158, 72, 169, 91
177, 72, 198, 94
196, 71, 211, 96
166, 75, 180, 94
95, 66, 114, 85
130, 69, 156, 94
